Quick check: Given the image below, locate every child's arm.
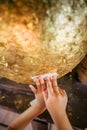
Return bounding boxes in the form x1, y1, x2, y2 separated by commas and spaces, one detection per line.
7, 78, 46, 130
42, 76, 73, 130
7, 104, 43, 130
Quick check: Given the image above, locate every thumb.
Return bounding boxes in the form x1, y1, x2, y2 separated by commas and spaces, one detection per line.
29, 85, 37, 94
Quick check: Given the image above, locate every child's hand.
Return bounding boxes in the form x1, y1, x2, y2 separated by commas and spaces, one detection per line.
7, 77, 46, 130
41, 76, 72, 130
42, 76, 68, 117
29, 76, 46, 115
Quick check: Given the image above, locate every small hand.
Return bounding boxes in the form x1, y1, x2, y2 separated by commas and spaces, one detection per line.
42, 76, 68, 116
29, 76, 46, 115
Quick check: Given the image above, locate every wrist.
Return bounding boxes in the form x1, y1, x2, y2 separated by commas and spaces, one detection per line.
50, 111, 73, 130
31, 103, 44, 116
48, 108, 67, 120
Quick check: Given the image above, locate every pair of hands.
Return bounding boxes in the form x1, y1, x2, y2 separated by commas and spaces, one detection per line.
29, 76, 68, 116
7, 76, 70, 130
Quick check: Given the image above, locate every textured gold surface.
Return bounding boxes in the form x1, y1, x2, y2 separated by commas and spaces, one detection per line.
0, 0, 87, 84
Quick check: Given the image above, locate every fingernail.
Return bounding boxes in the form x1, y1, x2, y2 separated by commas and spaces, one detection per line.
39, 75, 42, 79
50, 77, 53, 80
33, 78, 37, 82
53, 75, 57, 78
46, 76, 48, 80
29, 85, 31, 88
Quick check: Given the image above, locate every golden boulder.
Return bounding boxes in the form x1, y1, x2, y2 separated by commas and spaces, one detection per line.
0, 0, 87, 84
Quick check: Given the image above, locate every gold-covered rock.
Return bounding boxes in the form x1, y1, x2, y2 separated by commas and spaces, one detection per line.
0, 0, 87, 84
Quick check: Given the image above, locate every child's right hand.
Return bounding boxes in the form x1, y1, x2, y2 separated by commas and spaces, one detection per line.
41, 76, 73, 130
42, 76, 68, 117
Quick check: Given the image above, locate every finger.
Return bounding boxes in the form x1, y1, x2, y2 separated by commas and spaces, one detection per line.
59, 88, 64, 96
29, 85, 37, 94
33, 78, 41, 93
45, 76, 53, 94
51, 76, 59, 94
33, 78, 40, 87
63, 90, 67, 97
38, 76, 46, 91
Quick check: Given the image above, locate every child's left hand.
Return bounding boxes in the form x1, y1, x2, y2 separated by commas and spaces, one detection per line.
7, 77, 47, 130
29, 76, 46, 115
